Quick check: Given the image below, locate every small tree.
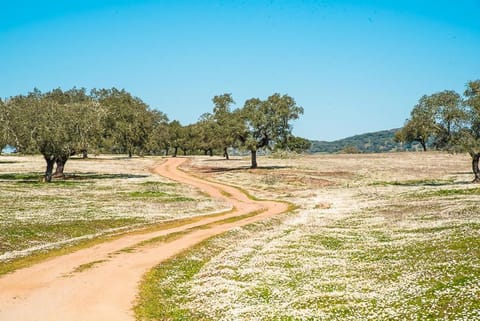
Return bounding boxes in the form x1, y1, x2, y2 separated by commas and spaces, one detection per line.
195, 113, 217, 156
395, 95, 437, 151
211, 93, 244, 159
285, 136, 311, 153
396, 90, 464, 151
168, 120, 183, 157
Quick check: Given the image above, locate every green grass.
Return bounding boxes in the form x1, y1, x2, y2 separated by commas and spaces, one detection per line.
371, 178, 455, 186
0, 218, 145, 254
71, 259, 108, 273
129, 190, 170, 197
134, 206, 295, 321
135, 234, 236, 321
134, 217, 286, 321
141, 181, 177, 187
0, 172, 148, 182
128, 190, 195, 202
0, 172, 44, 180
422, 187, 480, 197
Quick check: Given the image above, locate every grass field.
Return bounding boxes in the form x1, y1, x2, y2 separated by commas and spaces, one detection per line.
136, 152, 480, 321
0, 155, 228, 262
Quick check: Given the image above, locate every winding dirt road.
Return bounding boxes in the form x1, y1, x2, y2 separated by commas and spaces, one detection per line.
0, 157, 288, 321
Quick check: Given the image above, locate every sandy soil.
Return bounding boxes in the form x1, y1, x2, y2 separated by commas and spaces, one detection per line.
0, 157, 288, 321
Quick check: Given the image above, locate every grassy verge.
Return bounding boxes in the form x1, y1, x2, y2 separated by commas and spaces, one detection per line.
134, 215, 287, 321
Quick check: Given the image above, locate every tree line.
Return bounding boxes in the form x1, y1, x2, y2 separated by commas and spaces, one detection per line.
0, 88, 309, 181
396, 79, 480, 182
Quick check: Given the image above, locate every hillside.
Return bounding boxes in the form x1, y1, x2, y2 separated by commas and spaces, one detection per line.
309, 128, 420, 153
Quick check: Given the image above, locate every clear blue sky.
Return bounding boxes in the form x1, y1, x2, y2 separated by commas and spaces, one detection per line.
1, 0, 479, 141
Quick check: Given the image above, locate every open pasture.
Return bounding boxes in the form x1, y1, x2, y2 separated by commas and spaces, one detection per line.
136, 152, 480, 321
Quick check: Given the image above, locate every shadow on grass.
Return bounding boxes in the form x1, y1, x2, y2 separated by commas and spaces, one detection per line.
200, 158, 245, 162
193, 165, 292, 174
371, 179, 458, 187
68, 156, 146, 161
65, 173, 149, 180
0, 172, 148, 183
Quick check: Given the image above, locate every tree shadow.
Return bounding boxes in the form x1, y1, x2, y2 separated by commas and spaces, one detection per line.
193, 165, 292, 174
200, 158, 245, 162
0, 172, 148, 183
64, 173, 149, 180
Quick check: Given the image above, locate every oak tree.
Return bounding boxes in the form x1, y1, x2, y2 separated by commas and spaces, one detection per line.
240, 93, 304, 168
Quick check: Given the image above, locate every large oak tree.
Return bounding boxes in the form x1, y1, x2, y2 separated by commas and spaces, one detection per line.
4, 89, 103, 181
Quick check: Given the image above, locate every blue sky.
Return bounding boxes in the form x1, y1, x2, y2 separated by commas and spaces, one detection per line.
1, 1, 479, 140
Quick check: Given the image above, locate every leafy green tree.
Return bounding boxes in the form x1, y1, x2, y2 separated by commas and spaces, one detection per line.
145, 110, 170, 155
402, 82, 480, 182
4, 89, 103, 181
240, 93, 304, 168
395, 100, 436, 151
396, 90, 464, 151
286, 136, 311, 153
168, 120, 183, 157
43, 88, 105, 176
211, 93, 245, 159
453, 80, 480, 182
195, 113, 217, 156
179, 124, 196, 156
429, 90, 465, 149
92, 88, 154, 157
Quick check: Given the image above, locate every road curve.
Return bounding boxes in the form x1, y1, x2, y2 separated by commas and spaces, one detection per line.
0, 157, 288, 321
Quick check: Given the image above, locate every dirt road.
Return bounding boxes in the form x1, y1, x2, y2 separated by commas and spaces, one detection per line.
0, 157, 288, 321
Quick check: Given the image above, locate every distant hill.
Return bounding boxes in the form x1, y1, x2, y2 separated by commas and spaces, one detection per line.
309, 128, 421, 153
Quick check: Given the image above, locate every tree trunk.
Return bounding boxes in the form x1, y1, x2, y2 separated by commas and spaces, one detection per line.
420, 139, 427, 152
472, 153, 480, 183
82, 149, 88, 159
173, 147, 178, 157
204, 149, 208, 156
128, 150, 132, 158
250, 150, 258, 169
209, 148, 213, 157
53, 156, 68, 178
223, 147, 229, 160
44, 155, 55, 183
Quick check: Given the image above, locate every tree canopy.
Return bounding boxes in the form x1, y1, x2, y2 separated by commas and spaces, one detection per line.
398, 80, 480, 182
1, 87, 306, 179
240, 93, 304, 168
